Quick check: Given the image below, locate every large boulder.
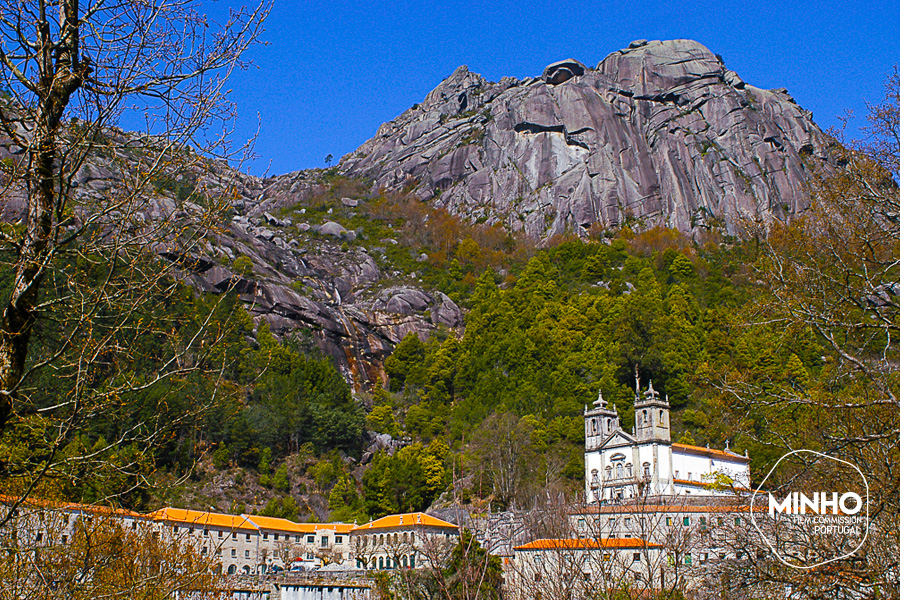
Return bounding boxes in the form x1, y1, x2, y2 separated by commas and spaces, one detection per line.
542, 58, 587, 85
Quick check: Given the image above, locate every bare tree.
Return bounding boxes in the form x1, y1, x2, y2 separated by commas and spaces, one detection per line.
0, 1, 269, 515
710, 71, 900, 597
0, 504, 227, 600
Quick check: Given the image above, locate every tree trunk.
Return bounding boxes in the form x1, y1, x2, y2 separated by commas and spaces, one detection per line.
0, 0, 85, 433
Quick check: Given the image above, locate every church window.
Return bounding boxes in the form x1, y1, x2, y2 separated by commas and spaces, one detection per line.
605, 466, 612, 479
659, 410, 665, 423
643, 463, 651, 478
642, 410, 648, 424
615, 463, 624, 479
626, 463, 632, 477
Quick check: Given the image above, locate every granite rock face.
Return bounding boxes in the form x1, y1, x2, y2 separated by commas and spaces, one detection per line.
340, 39, 832, 239
0, 130, 463, 393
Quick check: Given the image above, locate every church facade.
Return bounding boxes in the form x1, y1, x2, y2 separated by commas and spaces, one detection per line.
584, 381, 750, 503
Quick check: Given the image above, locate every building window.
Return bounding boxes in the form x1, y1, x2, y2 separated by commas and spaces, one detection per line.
307, 535, 315, 543
534, 573, 542, 582
700, 552, 708, 564
245, 550, 250, 558
583, 572, 590, 582
232, 532, 237, 540
307, 552, 314, 560
687, 472, 692, 481
624, 517, 631, 528
202, 547, 208, 555
633, 553, 641, 563
61, 535, 67, 544
700, 517, 707, 530
379, 557, 384, 569
735, 517, 742, 526
204, 529, 209, 537
219, 531, 224, 538
683, 517, 690, 526
296, 535, 301, 542
321, 536, 329, 548
675, 470, 679, 478
35, 532, 42, 542
274, 533, 279, 541
173, 526, 178, 533
263, 533, 268, 540
336, 535, 343, 544
665, 517, 672, 526
718, 517, 723, 527
625, 463, 633, 477
410, 532, 415, 543
245, 533, 250, 541
685, 554, 692, 566
231, 549, 236, 558
216, 548, 222, 556
578, 518, 585, 529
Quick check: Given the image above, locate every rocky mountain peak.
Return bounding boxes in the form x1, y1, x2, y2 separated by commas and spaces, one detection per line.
341, 39, 832, 239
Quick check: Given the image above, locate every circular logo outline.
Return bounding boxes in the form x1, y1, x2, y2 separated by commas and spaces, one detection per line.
750, 449, 869, 570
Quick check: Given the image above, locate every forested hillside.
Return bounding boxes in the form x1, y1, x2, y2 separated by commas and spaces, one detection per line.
1, 216, 818, 521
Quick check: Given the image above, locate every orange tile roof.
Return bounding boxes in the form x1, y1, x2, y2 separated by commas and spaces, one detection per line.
245, 515, 354, 534
672, 443, 750, 463
0, 494, 144, 518
515, 538, 661, 551
149, 507, 258, 531
354, 512, 457, 531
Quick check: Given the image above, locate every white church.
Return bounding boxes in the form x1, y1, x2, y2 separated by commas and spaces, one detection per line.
584, 378, 750, 503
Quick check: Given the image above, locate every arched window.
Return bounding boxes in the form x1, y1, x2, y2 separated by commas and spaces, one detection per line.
379, 557, 384, 569
626, 463, 633, 477
616, 463, 624, 479
402, 556, 408, 568
642, 410, 648, 424
403, 532, 408, 543
227, 565, 236, 575
643, 462, 651, 478
659, 410, 665, 423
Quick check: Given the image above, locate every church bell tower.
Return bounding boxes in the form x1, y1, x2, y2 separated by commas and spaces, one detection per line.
634, 380, 670, 443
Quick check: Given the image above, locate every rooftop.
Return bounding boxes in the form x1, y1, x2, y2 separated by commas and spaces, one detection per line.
149, 507, 258, 531
354, 512, 457, 531
672, 442, 750, 463
514, 538, 661, 551
245, 514, 354, 534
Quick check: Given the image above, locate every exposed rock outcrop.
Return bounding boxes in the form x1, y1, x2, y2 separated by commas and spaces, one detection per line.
340, 39, 832, 239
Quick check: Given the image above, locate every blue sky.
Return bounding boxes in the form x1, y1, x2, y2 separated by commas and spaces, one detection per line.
211, 0, 900, 176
